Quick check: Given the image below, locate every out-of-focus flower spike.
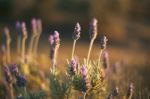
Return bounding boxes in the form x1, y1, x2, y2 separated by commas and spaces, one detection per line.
3, 65, 13, 83
16, 21, 22, 55
37, 19, 42, 33
89, 18, 98, 40
21, 22, 27, 37
100, 35, 108, 50
70, 58, 78, 75
73, 22, 81, 40
31, 18, 37, 35
11, 64, 19, 76
81, 66, 91, 92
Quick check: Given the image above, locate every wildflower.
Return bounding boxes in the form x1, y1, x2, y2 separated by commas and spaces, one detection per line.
89, 18, 98, 40
11, 64, 19, 76
3, 65, 13, 83
21, 22, 27, 36
31, 18, 37, 34
102, 51, 109, 69
108, 87, 119, 99
37, 19, 42, 33
16, 21, 21, 35
100, 35, 108, 50
16, 75, 27, 87
81, 66, 91, 92
127, 83, 134, 98
72, 22, 81, 40
70, 58, 78, 75
53, 30, 60, 46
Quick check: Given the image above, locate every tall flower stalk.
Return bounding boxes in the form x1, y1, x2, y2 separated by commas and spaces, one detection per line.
29, 18, 37, 59
4, 27, 11, 64
98, 35, 108, 67
16, 21, 22, 56
49, 31, 60, 73
71, 22, 81, 59
33, 19, 42, 58
87, 18, 98, 65
21, 22, 28, 63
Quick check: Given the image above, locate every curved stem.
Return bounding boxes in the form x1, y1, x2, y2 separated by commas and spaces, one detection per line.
71, 40, 77, 59
22, 36, 27, 63
33, 33, 41, 58
87, 39, 94, 65
9, 84, 14, 99
83, 92, 87, 99
98, 49, 103, 67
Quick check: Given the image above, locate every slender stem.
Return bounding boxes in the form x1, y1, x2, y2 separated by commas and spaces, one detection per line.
83, 92, 87, 99
71, 40, 77, 59
87, 39, 94, 65
129, 93, 133, 99
9, 84, 14, 99
98, 49, 103, 67
24, 87, 28, 99
52, 45, 59, 74
2, 52, 7, 65
29, 34, 35, 58
6, 34, 11, 64
22, 35, 27, 63
33, 33, 41, 58
17, 36, 21, 56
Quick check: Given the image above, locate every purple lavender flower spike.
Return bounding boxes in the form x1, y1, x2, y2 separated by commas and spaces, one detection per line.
49, 35, 54, 46
81, 66, 88, 77
16, 75, 27, 87
54, 30, 60, 44
21, 22, 27, 36
31, 18, 37, 34
11, 64, 19, 76
89, 18, 98, 39
73, 22, 81, 40
3, 65, 13, 83
70, 58, 78, 75
81, 66, 91, 92
37, 19, 42, 33
100, 35, 108, 50
16, 21, 21, 36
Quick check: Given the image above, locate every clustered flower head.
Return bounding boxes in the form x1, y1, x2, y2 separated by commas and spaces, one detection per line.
70, 58, 78, 75
102, 51, 109, 69
37, 19, 42, 33
3, 65, 13, 83
72, 22, 81, 40
16, 21, 22, 36
3, 64, 27, 87
49, 31, 60, 60
31, 18, 37, 35
89, 18, 98, 40
16, 75, 27, 87
81, 66, 91, 92
21, 22, 27, 36
11, 64, 19, 76
100, 35, 108, 50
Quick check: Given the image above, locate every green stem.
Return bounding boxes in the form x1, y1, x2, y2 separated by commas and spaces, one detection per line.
9, 84, 14, 99
83, 92, 87, 99
71, 40, 77, 59
87, 39, 94, 65
98, 49, 103, 67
